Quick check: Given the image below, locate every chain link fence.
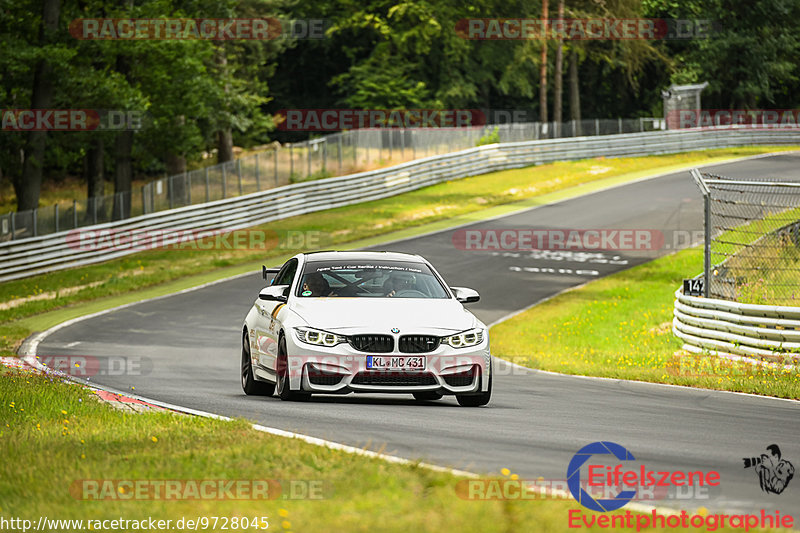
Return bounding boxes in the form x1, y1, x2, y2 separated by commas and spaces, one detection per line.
694, 171, 800, 305
0, 118, 665, 242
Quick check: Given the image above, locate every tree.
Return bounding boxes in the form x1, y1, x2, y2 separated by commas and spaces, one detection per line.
539, 0, 549, 123
13, 0, 62, 212
644, 0, 800, 109
569, 47, 581, 127
553, 0, 565, 130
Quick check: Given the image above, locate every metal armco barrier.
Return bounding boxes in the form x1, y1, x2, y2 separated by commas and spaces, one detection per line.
2, 127, 800, 282
673, 285, 800, 361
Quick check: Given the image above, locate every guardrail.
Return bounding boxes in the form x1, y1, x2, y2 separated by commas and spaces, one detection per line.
2, 127, 800, 282
0, 118, 665, 242
673, 284, 800, 361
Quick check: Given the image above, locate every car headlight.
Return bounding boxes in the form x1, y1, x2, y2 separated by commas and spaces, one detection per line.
441, 328, 484, 348
294, 327, 347, 347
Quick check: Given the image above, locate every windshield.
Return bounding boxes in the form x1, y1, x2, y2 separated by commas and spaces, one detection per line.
297, 260, 450, 299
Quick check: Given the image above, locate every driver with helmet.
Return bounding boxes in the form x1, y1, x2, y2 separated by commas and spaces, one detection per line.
384, 271, 418, 297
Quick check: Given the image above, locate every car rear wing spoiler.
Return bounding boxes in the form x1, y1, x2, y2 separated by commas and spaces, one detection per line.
262, 266, 280, 281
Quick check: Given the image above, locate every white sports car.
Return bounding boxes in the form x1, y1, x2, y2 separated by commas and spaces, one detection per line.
241, 251, 492, 406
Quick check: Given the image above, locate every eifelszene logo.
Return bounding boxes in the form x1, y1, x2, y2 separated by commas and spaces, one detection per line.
567, 441, 721, 512
743, 444, 794, 495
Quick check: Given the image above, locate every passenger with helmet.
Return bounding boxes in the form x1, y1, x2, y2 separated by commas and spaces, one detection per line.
301, 272, 336, 296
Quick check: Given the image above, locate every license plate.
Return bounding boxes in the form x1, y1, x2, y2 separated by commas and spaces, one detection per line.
366, 356, 426, 370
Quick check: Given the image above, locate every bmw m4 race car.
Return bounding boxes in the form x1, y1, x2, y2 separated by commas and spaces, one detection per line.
240, 251, 492, 406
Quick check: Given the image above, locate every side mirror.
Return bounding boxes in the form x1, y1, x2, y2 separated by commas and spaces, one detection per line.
259, 285, 289, 302
262, 265, 280, 282
451, 286, 480, 304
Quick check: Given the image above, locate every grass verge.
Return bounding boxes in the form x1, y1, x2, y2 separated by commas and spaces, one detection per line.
2, 146, 795, 359
490, 246, 800, 399
0, 368, 766, 532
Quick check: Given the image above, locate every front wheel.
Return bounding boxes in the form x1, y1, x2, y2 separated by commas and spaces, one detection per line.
241, 331, 275, 396
276, 335, 311, 402
456, 370, 492, 407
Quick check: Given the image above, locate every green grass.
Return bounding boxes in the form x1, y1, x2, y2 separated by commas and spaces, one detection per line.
729, 233, 800, 306
0, 368, 778, 532
490, 246, 800, 399
708, 205, 800, 305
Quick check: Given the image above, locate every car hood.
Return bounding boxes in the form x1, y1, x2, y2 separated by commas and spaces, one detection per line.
289, 298, 478, 334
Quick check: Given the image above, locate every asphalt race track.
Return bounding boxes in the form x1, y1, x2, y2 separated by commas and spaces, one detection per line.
39, 153, 800, 516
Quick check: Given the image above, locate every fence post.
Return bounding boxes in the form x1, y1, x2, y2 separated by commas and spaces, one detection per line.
306, 142, 311, 178
289, 145, 293, 179
168, 176, 174, 209
692, 169, 711, 298
255, 153, 260, 190
10, 212, 15, 240
186, 172, 191, 205
222, 164, 227, 198
618, 117, 622, 134
32, 209, 37, 237
338, 134, 343, 172
322, 139, 327, 173
54, 204, 59, 233
274, 147, 279, 186
237, 159, 243, 195
205, 167, 210, 202
595, 119, 600, 136
73, 199, 78, 228
639, 118, 644, 132
141, 186, 146, 215
703, 192, 711, 298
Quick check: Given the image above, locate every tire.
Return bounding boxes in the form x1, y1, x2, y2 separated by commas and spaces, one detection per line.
276, 335, 311, 402
413, 391, 443, 401
456, 369, 492, 407
241, 331, 275, 396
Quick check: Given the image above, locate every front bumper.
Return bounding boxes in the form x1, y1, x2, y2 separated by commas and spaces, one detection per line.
284, 332, 491, 395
